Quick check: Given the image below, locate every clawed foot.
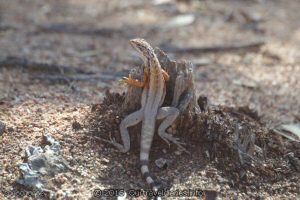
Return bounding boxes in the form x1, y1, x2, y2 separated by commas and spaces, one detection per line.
118, 74, 132, 86
94, 136, 128, 153
160, 134, 189, 154
118, 74, 145, 88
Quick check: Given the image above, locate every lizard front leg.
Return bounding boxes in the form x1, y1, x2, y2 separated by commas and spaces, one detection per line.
120, 68, 168, 88
156, 107, 187, 151
162, 69, 169, 81
99, 109, 143, 153
120, 69, 149, 88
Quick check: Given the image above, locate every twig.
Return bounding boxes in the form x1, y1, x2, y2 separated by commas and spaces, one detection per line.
0, 25, 16, 31
35, 23, 129, 38
30, 73, 119, 84
161, 40, 266, 54
0, 56, 91, 74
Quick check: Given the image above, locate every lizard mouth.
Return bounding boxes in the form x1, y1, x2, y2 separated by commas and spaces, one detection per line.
129, 38, 147, 53
129, 39, 139, 48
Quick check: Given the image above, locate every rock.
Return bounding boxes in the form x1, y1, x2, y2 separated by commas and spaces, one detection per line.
17, 134, 69, 190
191, 58, 212, 67
286, 152, 300, 172
174, 150, 182, 155
0, 120, 6, 135
72, 121, 82, 130
164, 14, 195, 29
72, 178, 81, 185
155, 158, 171, 169
216, 175, 229, 184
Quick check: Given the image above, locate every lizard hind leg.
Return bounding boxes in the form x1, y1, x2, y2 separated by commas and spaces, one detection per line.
99, 109, 143, 153
156, 107, 187, 152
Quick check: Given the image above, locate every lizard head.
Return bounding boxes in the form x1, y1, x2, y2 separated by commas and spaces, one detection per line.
130, 38, 155, 65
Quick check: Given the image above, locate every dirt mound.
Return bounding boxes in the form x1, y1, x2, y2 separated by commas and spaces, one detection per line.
88, 91, 300, 198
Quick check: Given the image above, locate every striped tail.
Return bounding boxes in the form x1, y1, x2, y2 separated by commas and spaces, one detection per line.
140, 124, 160, 195
140, 160, 159, 191
140, 160, 162, 200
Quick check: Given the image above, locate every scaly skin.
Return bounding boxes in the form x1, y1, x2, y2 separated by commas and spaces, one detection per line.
129, 38, 166, 192
99, 39, 185, 196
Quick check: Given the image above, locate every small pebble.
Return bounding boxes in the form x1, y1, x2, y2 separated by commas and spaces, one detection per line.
155, 158, 170, 169
174, 150, 182, 155
72, 178, 81, 184
102, 158, 109, 163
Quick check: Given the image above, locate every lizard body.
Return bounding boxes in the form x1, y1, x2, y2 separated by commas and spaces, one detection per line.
130, 39, 167, 192
100, 38, 185, 194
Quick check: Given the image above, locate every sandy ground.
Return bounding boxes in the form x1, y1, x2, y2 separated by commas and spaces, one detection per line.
0, 0, 299, 199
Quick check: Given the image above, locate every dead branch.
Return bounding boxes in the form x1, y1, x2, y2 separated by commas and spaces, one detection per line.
161, 40, 265, 54
36, 23, 129, 38
30, 73, 118, 84
0, 25, 16, 31
0, 56, 91, 74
